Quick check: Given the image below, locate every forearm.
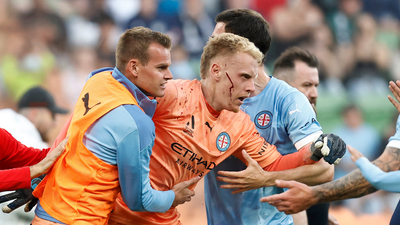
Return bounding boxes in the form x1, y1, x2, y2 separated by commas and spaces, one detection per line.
264, 143, 316, 171
312, 146, 400, 203
258, 159, 332, 187
297, 161, 334, 185
273, 160, 333, 186
118, 133, 174, 212
312, 168, 377, 204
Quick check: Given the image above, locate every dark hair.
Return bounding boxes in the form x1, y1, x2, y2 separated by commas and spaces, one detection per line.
215, 9, 271, 63
273, 46, 319, 78
115, 26, 171, 71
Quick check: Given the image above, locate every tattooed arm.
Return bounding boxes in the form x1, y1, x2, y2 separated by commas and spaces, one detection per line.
260, 146, 400, 214
314, 146, 400, 201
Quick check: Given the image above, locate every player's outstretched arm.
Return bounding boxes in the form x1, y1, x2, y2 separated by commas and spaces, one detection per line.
260, 145, 400, 214
217, 147, 333, 193
216, 134, 345, 193
171, 176, 200, 207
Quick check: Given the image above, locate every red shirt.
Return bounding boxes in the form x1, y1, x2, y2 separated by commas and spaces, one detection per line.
0, 128, 50, 191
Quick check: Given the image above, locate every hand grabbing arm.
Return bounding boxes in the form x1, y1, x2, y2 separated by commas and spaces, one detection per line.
171, 176, 200, 207
217, 148, 333, 194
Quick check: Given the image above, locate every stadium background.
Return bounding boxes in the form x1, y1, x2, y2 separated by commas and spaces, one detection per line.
1, 0, 400, 224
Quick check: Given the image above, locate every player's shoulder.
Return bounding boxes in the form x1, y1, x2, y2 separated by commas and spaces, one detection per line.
162, 79, 200, 99
156, 79, 201, 111
167, 79, 199, 89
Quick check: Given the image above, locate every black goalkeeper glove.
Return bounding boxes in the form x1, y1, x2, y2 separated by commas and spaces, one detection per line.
0, 174, 44, 213
310, 134, 346, 165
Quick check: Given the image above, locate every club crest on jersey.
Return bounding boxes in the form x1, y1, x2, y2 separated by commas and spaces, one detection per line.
255, 111, 272, 129
216, 132, 230, 152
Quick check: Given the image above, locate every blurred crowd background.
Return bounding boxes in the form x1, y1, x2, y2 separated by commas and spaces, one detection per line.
1, 0, 400, 224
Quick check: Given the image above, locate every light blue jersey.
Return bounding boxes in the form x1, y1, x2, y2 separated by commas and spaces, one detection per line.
204, 77, 322, 225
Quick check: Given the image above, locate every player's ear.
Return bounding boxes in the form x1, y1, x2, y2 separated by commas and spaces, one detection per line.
210, 63, 221, 81
128, 59, 139, 77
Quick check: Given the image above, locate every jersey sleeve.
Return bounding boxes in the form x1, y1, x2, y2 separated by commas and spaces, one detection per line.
281, 92, 322, 149
356, 157, 400, 193
116, 105, 175, 213
233, 118, 281, 169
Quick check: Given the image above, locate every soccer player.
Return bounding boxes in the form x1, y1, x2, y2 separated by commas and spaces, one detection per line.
30, 27, 198, 225
260, 80, 400, 225
204, 9, 333, 225
273, 47, 334, 225
106, 32, 345, 224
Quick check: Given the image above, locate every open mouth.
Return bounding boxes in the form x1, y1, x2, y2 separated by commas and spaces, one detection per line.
238, 96, 246, 103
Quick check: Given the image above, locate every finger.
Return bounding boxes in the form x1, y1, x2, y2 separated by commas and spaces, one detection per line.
0, 192, 20, 204
314, 140, 323, 149
267, 199, 293, 209
275, 205, 294, 215
389, 81, 400, 102
2, 205, 13, 213
220, 183, 246, 189
50, 137, 68, 157
274, 179, 296, 189
321, 136, 330, 156
185, 189, 195, 197
5, 196, 31, 212
347, 146, 362, 158
182, 176, 200, 188
231, 188, 249, 194
333, 157, 342, 165
24, 198, 38, 212
217, 170, 244, 178
241, 150, 256, 165
388, 96, 400, 112
260, 192, 287, 203
347, 145, 355, 156
217, 176, 243, 184
391, 81, 400, 95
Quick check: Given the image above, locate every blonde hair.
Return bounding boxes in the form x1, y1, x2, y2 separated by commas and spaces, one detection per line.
115, 26, 171, 71
200, 33, 263, 79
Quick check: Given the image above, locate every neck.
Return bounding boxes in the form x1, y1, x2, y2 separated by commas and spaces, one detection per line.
200, 79, 220, 112
252, 66, 270, 97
